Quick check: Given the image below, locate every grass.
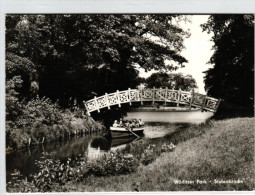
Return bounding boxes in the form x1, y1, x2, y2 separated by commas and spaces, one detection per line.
56, 117, 254, 191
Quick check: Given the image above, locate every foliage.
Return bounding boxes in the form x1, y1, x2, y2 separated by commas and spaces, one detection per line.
6, 96, 105, 149
161, 142, 176, 152
87, 151, 139, 176
145, 72, 197, 90
7, 178, 38, 193
6, 76, 23, 122
6, 14, 190, 106
5, 54, 105, 149
141, 144, 157, 165
201, 15, 254, 108
32, 156, 87, 191
7, 155, 87, 192
17, 96, 62, 126
6, 52, 38, 99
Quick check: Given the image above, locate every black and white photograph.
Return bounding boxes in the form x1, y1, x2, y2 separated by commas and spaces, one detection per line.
1, 0, 254, 193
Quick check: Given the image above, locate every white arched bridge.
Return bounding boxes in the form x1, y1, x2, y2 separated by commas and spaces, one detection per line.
83, 88, 221, 116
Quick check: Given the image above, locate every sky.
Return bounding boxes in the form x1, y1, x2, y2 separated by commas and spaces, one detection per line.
139, 15, 214, 94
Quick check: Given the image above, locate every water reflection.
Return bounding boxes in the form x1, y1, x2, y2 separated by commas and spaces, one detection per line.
6, 133, 101, 182
87, 136, 110, 160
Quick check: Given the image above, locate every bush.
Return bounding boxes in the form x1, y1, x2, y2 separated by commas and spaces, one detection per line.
87, 151, 139, 176
161, 142, 176, 153
6, 76, 23, 122
7, 178, 38, 193
6, 96, 105, 149
7, 155, 85, 192
17, 96, 63, 127
9, 128, 30, 148
141, 145, 156, 165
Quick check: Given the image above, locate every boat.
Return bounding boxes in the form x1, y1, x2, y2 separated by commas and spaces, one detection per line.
110, 126, 144, 138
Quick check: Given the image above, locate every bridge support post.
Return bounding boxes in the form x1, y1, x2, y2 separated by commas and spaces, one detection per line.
202, 94, 207, 111
116, 90, 121, 107
83, 100, 91, 116
177, 88, 181, 107
128, 88, 132, 105
164, 87, 168, 106
152, 87, 155, 105
105, 93, 110, 109
190, 88, 194, 110
140, 89, 143, 105
94, 96, 100, 113
215, 98, 221, 112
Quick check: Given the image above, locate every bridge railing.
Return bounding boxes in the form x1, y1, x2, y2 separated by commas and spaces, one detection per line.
83, 88, 221, 115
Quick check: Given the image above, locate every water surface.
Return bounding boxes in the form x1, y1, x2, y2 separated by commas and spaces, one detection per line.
125, 111, 213, 123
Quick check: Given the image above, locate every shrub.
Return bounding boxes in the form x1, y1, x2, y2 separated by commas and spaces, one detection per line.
87, 151, 139, 176
161, 142, 176, 153
6, 76, 23, 122
8, 129, 30, 148
6, 95, 105, 149
7, 178, 38, 193
141, 145, 156, 165
17, 96, 63, 127
32, 155, 87, 191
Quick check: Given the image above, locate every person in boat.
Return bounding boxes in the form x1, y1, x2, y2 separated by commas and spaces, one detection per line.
130, 120, 135, 128
123, 121, 131, 130
119, 118, 123, 127
135, 119, 140, 127
113, 120, 118, 127
129, 121, 134, 129
124, 121, 128, 127
138, 119, 144, 127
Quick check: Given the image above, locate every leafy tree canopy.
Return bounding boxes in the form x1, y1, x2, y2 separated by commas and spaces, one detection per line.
145, 72, 197, 91
6, 14, 190, 106
201, 15, 254, 107
6, 52, 38, 99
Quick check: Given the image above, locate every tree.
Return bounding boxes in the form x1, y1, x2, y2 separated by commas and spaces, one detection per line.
145, 72, 197, 91
6, 76, 23, 122
6, 14, 190, 106
201, 15, 254, 108
6, 52, 38, 99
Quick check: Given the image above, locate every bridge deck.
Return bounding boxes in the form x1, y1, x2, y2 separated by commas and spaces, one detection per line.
83, 88, 221, 115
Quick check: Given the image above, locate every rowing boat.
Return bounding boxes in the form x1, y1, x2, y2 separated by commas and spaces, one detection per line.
110, 126, 144, 138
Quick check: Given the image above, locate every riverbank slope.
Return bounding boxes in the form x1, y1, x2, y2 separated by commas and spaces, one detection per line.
60, 117, 254, 191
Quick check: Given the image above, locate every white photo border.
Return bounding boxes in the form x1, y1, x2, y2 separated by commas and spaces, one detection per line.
0, 0, 254, 195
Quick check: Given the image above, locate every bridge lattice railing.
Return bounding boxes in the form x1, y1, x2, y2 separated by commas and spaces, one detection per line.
83, 88, 221, 115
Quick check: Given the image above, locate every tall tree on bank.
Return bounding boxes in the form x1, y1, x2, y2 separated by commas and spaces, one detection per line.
6, 15, 190, 106
201, 15, 254, 110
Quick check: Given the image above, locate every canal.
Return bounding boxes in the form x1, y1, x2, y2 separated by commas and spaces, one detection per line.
6, 111, 213, 182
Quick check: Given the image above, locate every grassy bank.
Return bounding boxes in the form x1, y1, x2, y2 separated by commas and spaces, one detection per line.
58, 117, 254, 191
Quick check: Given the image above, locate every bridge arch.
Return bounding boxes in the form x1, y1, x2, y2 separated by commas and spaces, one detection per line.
83, 88, 221, 116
